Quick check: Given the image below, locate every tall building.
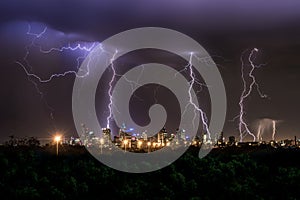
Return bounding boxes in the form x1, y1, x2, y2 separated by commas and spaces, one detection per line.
142, 131, 148, 141
176, 128, 186, 141
157, 127, 168, 143
217, 132, 225, 146
202, 132, 212, 145
228, 136, 236, 146
219, 132, 224, 143
203, 132, 207, 143
102, 128, 112, 146
80, 123, 93, 146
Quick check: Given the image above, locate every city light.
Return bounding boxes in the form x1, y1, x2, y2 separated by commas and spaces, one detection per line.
53, 134, 62, 156
123, 139, 128, 152
138, 140, 143, 149
75, 123, 300, 154
100, 138, 104, 154
147, 142, 151, 153
100, 138, 104, 145
54, 135, 61, 142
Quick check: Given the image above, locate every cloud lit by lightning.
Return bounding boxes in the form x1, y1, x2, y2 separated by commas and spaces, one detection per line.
256, 118, 279, 142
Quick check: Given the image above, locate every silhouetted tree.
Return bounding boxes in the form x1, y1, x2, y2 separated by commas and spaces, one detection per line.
26, 137, 40, 147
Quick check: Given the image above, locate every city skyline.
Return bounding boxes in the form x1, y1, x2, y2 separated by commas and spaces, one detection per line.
1, 1, 300, 199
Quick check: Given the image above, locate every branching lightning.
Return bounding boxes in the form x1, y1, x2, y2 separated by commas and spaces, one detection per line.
16, 24, 213, 138
186, 53, 211, 139
113, 52, 211, 138
237, 48, 267, 142
15, 24, 98, 120
17, 24, 97, 82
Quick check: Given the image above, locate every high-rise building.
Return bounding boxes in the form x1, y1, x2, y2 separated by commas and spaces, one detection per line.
102, 128, 112, 146
217, 132, 225, 146
203, 133, 207, 143
157, 127, 168, 143
176, 128, 186, 141
228, 136, 236, 146
142, 131, 148, 141
219, 132, 224, 143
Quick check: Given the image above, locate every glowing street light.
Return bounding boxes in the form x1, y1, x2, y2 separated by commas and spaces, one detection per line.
54, 135, 62, 156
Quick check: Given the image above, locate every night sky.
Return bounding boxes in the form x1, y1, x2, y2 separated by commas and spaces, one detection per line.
1, 0, 300, 142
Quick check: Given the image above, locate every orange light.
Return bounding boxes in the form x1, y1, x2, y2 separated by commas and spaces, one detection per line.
54, 135, 62, 142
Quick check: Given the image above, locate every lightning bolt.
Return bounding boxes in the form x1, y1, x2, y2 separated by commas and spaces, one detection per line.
110, 52, 211, 139
257, 124, 262, 142
116, 65, 145, 103
17, 23, 129, 135
106, 50, 119, 128
15, 23, 99, 121
19, 23, 213, 139
17, 24, 97, 82
272, 120, 276, 141
186, 53, 211, 140
237, 48, 267, 142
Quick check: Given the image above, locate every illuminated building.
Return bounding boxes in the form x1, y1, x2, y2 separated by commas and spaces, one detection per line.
157, 127, 168, 143
142, 131, 148, 141
191, 136, 200, 147
102, 128, 112, 147
80, 123, 89, 146
176, 128, 187, 143
217, 131, 225, 147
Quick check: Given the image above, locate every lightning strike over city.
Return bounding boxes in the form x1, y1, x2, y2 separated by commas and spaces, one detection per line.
186, 53, 211, 139
1, 1, 300, 198
236, 48, 267, 142
106, 49, 119, 129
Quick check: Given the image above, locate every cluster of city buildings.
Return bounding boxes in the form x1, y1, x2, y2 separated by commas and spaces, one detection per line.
63, 123, 300, 153
214, 132, 300, 149
74, 123, 194, 152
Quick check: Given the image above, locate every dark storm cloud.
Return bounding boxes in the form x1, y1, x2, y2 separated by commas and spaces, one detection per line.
1, 0, 300, 39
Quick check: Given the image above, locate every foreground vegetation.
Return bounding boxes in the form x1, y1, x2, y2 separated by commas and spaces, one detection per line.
0, 145, 299, 200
